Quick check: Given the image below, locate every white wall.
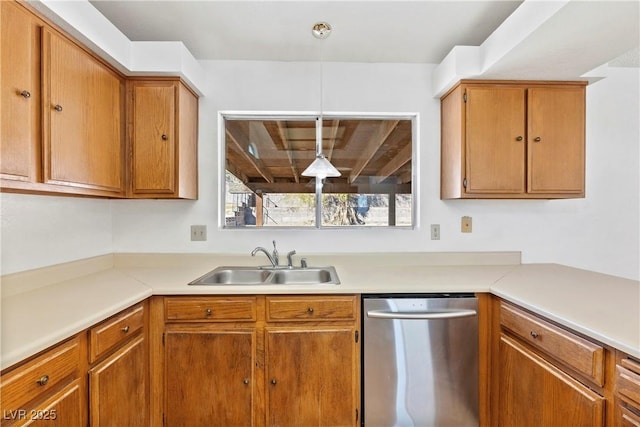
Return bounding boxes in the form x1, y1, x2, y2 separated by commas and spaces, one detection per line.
1, 62, 638, 280
0, 194, 113, 274
110, 61, 639, 280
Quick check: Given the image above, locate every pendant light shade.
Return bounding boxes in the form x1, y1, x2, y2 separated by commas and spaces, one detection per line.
302, 153, 341, 179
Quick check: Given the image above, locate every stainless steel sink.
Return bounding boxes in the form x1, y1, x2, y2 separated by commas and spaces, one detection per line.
189, 266, 340, 286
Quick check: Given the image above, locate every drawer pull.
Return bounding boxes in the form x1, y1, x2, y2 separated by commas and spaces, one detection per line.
54, 104, 63, 112
308, 307, 314, 313
205, 308, 212, 316
243, 379, 250, 385
37, 375, 49, 386
271, 379, 277, 385
121, 325, 130, 333
20, 90, 31, 98
530, 330, 539, 339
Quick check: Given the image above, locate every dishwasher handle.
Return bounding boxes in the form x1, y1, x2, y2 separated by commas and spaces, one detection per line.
366, 309, 477, 320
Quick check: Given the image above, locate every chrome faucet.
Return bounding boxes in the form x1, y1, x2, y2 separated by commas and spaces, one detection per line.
251, 240, 279, 267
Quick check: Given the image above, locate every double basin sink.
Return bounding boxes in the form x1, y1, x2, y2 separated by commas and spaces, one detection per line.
189, 266, 340, 286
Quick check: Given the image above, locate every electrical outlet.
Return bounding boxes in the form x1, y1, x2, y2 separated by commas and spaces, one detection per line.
190, 225, 207, 241
461, 216, 472, 233
430, 224, 440, 240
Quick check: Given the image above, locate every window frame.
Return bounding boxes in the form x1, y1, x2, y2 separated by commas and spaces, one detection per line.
218, 111, 420, 230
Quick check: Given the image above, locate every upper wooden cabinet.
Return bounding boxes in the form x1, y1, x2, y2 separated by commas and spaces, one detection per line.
441, 80, 586, 199
0, 1, 42, 183
1, 1, 125, 197
127, 79, 198, 199
44, 29, 124, 194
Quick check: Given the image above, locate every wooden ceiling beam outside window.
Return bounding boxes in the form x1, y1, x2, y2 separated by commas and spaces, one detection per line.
372, 142, 412, 184
324, 119, 340, 160
225, 127, 274, 183
349, 120, 400, 183
263, 121, 301, 183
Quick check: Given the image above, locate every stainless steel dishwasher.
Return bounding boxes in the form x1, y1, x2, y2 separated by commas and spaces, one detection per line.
362, 294, 478, 427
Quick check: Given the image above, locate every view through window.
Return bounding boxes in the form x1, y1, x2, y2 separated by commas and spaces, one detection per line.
222, 115, 414, 228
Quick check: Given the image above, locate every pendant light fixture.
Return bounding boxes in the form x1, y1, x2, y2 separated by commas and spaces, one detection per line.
302, 22, 341, 180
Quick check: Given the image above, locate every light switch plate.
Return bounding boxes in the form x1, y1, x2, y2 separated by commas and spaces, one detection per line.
461, 216, 472, 233
191, 225, 207, 241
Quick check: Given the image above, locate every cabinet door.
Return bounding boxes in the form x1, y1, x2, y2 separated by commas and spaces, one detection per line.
45, 30, 123, 192
0, 1, 41, 182
130, 82, 176, 195
88, 336, 147, 427
528, 87, 585, 194
164, 329, 255, 427
266, 327, 358, 427
465, 87, 526, 194
498, 334, 604, 427
16, 378, 85, 427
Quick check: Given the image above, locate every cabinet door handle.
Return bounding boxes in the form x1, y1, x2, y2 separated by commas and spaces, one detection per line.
54, 104, 63, 112
37, 375, 49, 386
243, 379, 250, 385
271, 379, 277, 385
20, 90, 31, 99
516, 136, 523, 141
534, 137, 541, 142
530, 330, 539, 339
121, 325, 130, 333
161, 134, 168, 141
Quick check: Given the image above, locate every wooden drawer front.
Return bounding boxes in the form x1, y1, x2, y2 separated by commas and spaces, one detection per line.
266, 296, 356, 322
89, 304, 144, 363
620, 404, 640, 427
165, 297, 257, 322
500, 303, 604, 385
618, 360, 640, 407
0, 337, 80, 415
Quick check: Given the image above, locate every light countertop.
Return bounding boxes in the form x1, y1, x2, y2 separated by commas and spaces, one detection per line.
1, 252, 638, 369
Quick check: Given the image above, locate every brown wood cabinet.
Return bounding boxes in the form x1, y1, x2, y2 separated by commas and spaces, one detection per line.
87, 302, 148, 427
157, 295, 360, 427
615, 352, 640, 426
1, 1, 125, 197
0, 336, 87, 426
264, 296, 360, 427
0, 1, 41, 184
490, 299, 607, 427
44, 29, 124, 194
441, 80, 586, 199
127, 79, 198, 199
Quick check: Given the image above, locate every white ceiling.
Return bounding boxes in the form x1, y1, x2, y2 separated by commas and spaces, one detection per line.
89, 0, 639, 76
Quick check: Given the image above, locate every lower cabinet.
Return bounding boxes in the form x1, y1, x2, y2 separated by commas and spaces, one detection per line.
491, 298, 606, 427
615, 352, 640, 426
164, 328, 256, 426
87, 302, 148, 427
158, 294, 361, 427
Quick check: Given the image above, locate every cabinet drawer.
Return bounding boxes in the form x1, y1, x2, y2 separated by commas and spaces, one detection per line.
89, 303, 144, 363
165, 297, 257, 322
617, 358, 640, 407
620, 404, 640, 427
500, 302, 604, 385
266, 295, 357, 322
0, 336, 80, 415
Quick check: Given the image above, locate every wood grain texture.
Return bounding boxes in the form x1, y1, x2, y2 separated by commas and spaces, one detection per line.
89, 304, 144, 363
500, 302, 604, 386
265, 327, 358, 427
165, 296, 257, 322
465, 86, 526, 194
266, 295, 357, 322
440, 85, 463, 199
0, 337, 80, 416
88, 336, 147, 427
16, 378, 85, 427
177, 82, 198, 199
44, 29, 123, 192
528, 86, 585, 194
164, 328, 256, 427
0, 1, 41, 183
498, 334, 604, 427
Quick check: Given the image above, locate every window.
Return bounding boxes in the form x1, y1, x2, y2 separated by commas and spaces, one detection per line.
222, 114, 415, 228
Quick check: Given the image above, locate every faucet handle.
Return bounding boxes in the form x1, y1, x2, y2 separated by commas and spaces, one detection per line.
287, 250, 297, 268
300, 258, 308, 269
